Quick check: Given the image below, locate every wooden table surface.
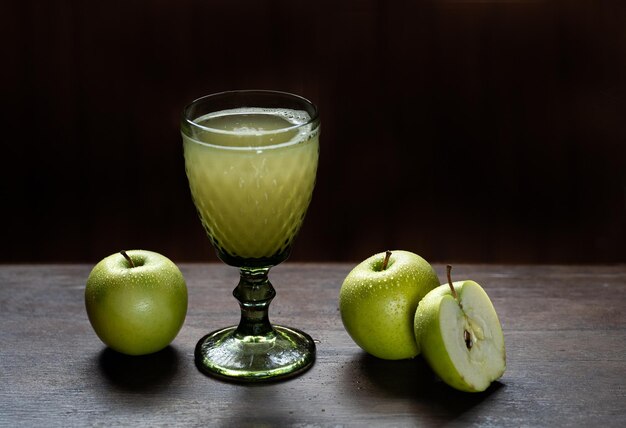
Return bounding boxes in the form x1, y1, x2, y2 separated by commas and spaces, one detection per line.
1, 263, 625, 427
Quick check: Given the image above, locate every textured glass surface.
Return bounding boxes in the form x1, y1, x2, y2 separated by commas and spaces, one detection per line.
183, 124, 319, 264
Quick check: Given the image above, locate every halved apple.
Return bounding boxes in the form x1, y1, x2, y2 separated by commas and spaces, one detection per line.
414, 266, 506, 392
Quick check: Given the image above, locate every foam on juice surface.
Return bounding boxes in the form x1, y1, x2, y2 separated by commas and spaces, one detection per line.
189, 108, 315, 149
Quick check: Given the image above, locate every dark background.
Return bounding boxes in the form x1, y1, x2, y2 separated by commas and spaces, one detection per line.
2, 1, 625, 264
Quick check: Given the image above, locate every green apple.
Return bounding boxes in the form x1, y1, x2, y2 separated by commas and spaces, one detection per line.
85, 250, 188, 356
339, 250, 440, 360
414, 266, 506, 392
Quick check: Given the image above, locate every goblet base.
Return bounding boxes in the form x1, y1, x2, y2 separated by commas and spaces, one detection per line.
195, 325, 316, 382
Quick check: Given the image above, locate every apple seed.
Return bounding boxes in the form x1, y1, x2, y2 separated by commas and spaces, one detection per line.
464, 329, 473, 350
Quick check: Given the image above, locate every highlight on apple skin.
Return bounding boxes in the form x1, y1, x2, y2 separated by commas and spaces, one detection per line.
414, 268, 506, 392
339, 250, 440, 360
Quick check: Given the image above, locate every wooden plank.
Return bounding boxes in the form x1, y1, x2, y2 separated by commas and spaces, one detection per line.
1, 264, 625, 426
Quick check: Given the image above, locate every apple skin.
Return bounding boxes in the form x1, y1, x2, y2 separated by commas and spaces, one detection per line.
414, 280, 506, 392
339, 250, 440, 360
85, 250, 188, 356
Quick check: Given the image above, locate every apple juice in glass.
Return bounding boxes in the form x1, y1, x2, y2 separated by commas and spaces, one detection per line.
181, 90, 319, 381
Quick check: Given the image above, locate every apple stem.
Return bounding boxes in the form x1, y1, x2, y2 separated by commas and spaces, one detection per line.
448, 265, 473, 350
382, 250, 392, 270
446, 264, 458, 300
120, 250, 136, 268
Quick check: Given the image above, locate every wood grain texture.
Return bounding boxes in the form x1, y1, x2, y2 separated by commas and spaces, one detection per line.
1, 264, 625, 426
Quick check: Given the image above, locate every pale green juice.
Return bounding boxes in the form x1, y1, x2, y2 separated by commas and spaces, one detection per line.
183, 107, 319, 263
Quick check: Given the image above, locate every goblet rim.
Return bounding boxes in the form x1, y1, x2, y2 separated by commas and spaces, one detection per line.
181, 89, 319, 151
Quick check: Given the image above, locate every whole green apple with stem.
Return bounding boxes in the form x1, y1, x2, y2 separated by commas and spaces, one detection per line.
339, 250, 440, 360
85, 250, 188, 356
414, 265, 506, 392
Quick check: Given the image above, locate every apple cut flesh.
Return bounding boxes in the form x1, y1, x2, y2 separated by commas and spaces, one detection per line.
415, 280, 506, 392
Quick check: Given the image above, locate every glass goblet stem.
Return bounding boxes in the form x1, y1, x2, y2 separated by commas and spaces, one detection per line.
233, 267, 276, 338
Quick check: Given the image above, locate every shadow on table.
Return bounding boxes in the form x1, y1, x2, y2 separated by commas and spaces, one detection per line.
345, 353, 504, 420
97, 346, 181, 392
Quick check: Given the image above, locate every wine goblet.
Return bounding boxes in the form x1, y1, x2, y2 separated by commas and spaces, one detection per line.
181, 90, 319, 381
